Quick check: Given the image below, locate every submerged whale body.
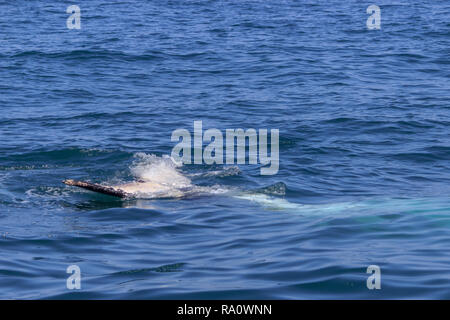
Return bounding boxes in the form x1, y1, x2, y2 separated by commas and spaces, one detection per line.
62, 178, 363, 215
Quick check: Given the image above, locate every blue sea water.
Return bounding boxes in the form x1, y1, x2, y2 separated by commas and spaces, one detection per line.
1, 0, 450, 299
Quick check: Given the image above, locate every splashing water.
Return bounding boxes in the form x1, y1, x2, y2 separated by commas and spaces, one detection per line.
115, 153, 192, 198
130, 153, 191, 188
114, 153, 232, 199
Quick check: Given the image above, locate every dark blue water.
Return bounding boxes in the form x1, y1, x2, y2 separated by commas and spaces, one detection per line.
1, 0, 450, 299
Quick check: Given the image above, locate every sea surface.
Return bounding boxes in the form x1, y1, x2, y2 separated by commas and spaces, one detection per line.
1, 0, 450, 299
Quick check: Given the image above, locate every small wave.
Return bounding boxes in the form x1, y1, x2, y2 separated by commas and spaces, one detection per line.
256, 182, 287, 196
113, 263, 186, 275
0, 111, 143, 126
190, 166, 241, 178
25, 186, 75, 202
0, 148, 126, 164
0, 164, 53, 171
10, 49, 162, 62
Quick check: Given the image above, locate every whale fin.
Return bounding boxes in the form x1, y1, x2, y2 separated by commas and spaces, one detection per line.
63, 179, 129, 198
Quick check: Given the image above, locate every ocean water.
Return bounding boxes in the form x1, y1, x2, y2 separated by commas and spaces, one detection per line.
1, 0, 450, 299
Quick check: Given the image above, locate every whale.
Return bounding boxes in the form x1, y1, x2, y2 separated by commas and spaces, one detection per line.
63, 179, 442, 221
61, 154, 310, 210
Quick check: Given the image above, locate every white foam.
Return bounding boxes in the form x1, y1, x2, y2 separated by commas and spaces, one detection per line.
130, 153, 192, 188
119, 153, 231, 199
